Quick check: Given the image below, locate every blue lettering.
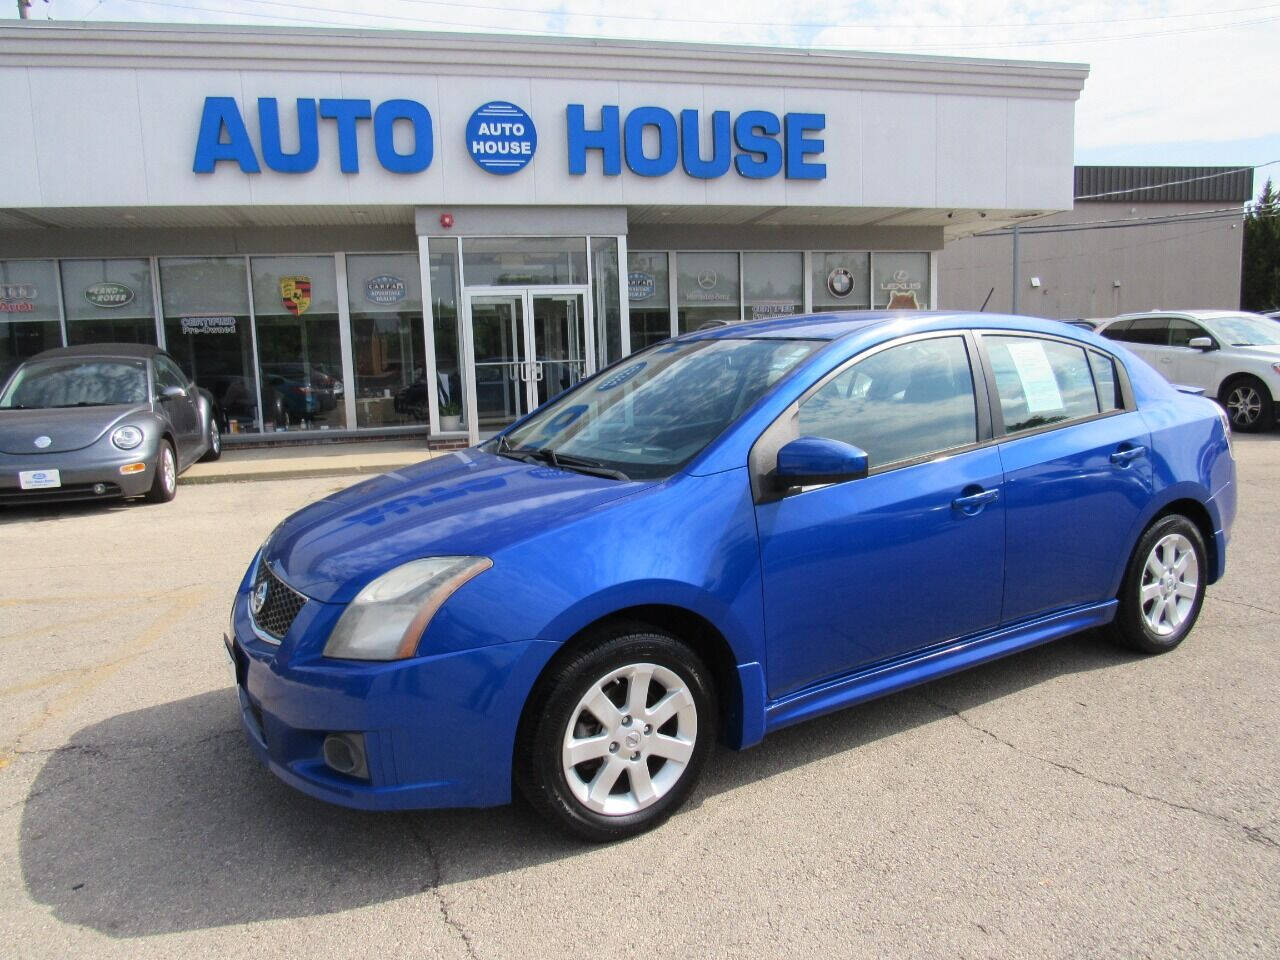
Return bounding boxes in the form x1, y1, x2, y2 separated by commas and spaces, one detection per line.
566, 104, 621, 175
733, 111, 782, 179
624, 107, 678, 177
784, 112, 826, 180
680, 109, 731, 179
318, 98, 372, 173
257, 98, 319, 174
373, 99, 433, 174
193, 97, 260, 173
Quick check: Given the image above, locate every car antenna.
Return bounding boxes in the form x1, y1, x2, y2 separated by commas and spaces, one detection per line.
978, 287, 994, 312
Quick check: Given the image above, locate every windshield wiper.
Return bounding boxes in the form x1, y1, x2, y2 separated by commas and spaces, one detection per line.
509, 445, 630, 481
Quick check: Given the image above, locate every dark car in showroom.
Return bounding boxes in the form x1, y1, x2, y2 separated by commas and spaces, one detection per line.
0, 343, 220, 506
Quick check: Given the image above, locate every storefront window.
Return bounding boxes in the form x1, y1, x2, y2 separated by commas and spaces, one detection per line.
872, 252, 931, 309
250, 256, 346, 432
0, 260, 62, 383
429, 239, 464, 430
743, 252, 803, 321
345, 253, 424, 429
811, 252, 871, 312
61, 258, 156, 346
676, 252, 740, 333
590, 237, 622, 366
627, 251, 671, 352
160, 257, 259, 433
461, 237, 586, 286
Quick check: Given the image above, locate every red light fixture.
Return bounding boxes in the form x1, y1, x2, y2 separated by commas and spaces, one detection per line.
439, 213, 454, 229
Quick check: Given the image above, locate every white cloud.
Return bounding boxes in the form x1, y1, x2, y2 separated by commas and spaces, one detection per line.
29, 0, 1280, 157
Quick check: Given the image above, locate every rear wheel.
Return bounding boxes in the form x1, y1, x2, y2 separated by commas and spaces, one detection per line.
1107, 514, 1206, 654
1220, 375, 1274, 432
515, 627, 716, 842
200, 415, 222, 462
145, 441, 177, 504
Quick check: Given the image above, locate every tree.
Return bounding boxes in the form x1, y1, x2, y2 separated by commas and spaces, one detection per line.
1242, 178, 1280, 311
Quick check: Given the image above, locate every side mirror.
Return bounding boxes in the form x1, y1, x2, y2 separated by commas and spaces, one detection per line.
775, 436, 869, 489
159, 384, 188, 400
1187, 336, 1216, 351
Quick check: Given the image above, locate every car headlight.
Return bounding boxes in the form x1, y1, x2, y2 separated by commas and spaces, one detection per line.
111, 425, 144, 450
323, 557, 492, 661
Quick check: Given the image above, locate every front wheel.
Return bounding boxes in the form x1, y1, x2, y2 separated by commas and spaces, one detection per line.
1220, 375, 1274, 432
515, 628, 717, 842
1107, 515, 1207, 654
144, 441, 178, 504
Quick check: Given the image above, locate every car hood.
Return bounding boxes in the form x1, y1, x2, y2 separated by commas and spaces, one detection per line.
263, 449, 652, 603
0, 404, 149, 454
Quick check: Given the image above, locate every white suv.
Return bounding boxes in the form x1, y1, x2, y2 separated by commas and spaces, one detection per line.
1099, 310, 1280, 431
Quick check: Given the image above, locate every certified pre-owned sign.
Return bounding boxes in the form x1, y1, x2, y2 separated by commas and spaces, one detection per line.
84, 281, 135, 309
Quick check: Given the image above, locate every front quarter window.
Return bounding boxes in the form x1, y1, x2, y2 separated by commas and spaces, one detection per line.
490, 338, 818, 480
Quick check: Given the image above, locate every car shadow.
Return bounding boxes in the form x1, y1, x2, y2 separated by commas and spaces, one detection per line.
0, 498, 141, 525
18, 629, 1139, 938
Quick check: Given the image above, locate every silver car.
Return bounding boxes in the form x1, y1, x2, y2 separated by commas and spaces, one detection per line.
0, 343, 221, 506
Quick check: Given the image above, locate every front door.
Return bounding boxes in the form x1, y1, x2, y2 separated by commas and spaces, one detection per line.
463, 288, 592, 442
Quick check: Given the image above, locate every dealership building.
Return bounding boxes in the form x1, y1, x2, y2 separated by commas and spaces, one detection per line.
0, 22, 1087, 444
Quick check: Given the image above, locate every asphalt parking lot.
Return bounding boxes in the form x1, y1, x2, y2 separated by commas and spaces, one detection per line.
1, 440, 1277, 959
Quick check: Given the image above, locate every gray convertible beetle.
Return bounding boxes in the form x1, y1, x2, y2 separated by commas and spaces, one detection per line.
0, 343, 221, 506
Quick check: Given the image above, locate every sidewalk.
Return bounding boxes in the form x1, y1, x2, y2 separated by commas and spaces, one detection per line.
181, 439, 446, 485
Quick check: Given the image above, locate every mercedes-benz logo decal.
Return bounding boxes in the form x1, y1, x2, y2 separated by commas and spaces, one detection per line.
697, 270, 718, 290
251, 580, 269, 616
33, 435, 52, 448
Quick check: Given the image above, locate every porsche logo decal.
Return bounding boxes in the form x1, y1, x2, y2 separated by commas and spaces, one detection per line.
280, 276, 312, 316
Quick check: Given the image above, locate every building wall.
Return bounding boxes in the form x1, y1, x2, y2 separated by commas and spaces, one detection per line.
938, 201, 1245, 319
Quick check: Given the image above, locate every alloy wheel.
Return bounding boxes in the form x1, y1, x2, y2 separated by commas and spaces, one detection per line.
1139, 532, 1199, 637
162, 446, 176, 495
560, 662, 698, 816
1226, 385, 1262, 427
210, 420, 221, 454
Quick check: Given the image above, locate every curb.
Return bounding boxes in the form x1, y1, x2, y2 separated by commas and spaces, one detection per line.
180, 462, 422, 485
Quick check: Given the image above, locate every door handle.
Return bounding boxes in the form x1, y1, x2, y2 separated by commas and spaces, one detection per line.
534, 362, 544, 382
951, 487, 999, 515
1110, 445, 1147, 465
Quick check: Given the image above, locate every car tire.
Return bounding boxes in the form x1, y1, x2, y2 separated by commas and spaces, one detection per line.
200, 415, 222, 462
1219, 375, 1274, 432
1107, 514, 1207, 654
514, 626, 717, 842
145, 440, 178, 504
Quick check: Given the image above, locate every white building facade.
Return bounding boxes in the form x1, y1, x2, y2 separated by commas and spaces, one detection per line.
0, 22, 1087, 444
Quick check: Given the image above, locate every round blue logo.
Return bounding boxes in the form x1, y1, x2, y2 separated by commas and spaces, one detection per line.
596, 362, 647, 392
466, 101, 537, 175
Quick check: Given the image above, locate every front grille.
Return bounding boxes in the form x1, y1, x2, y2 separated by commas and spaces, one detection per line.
0, 482, 122, 506
250, 560, 308, 640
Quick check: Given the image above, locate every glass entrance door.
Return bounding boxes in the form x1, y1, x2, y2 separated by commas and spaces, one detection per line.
463, 287, 592, 442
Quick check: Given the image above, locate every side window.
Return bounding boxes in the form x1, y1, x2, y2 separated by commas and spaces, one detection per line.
1123, 317, 1170, 346
154, 357, 187, 393
797, 336, 978, 470
1088, 350, 1123, 413
1100, 319, 1132, 341
986, 336, 1100, 435
1168, 318, 1211, 348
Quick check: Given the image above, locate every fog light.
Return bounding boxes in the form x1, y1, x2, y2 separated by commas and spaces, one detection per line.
93, 483, 107, 495
119, 462, 145, 475
322, 733, 369, 780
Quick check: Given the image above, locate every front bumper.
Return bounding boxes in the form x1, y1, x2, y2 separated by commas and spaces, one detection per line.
227, 587, 557, 810
0, 447, 157, 503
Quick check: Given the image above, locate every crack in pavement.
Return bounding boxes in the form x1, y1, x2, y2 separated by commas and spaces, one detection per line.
411, 821, 480, 960
916, 690, 1279, 852
1205, 595, 1280, 618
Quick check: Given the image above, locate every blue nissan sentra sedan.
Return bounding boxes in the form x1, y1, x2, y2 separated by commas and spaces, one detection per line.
226, 311, 1235, 841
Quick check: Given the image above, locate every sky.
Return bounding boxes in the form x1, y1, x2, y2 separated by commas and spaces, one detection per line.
7, 0, 1280, 192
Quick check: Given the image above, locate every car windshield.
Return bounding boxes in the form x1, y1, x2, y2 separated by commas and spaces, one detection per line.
489, 337, 820, 481
1209, 315, 1280, 346
0, 359, 148, 409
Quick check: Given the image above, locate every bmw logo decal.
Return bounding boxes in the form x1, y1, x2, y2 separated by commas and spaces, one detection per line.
34, 435, 52, 448
827, 268, 854, 299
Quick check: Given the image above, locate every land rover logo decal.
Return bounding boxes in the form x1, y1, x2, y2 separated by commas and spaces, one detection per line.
364, 275, 406, 304
827, 268, 854, 299
84, 281, 135, 309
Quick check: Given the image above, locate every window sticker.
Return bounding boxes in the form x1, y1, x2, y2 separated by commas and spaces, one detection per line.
1005, 341, 1063, 413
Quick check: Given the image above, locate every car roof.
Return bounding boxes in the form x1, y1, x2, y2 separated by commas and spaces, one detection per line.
1110, 310, 1262, 322
680, 310, 1088, 341
28, 342, 163, 362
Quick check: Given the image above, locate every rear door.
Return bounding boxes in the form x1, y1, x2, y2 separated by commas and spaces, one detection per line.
1110, 316, 1175, 381
753, 334, 1005, 699
153, 355, 202, 464
981, 333, 1153, 623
